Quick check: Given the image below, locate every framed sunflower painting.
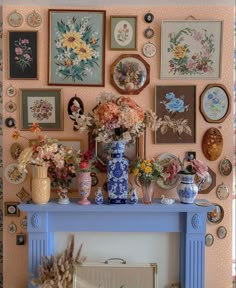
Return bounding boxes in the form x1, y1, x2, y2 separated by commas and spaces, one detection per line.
48, 9, 106, 86
160, 20, 223, 79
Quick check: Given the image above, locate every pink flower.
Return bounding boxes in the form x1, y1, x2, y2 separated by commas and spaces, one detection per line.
15, 47, 23, 55
191, 159, 208, 178
79, 161, 90, 170
21, 39, 29, 44
24, 54, 31, 61
167, 160, 179, 180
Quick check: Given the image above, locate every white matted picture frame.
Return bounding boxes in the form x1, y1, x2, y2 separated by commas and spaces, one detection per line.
161, 20, 223, 79
19, 89, 63, 131
110, 15, 137, 50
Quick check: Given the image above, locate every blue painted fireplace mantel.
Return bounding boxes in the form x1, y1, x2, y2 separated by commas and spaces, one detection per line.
19, 199, 213, 288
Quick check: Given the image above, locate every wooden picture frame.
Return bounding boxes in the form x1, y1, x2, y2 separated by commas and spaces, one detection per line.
110, 54, 150, 95
4, 202, 20, 217
19, 89, 63, 131
200, 84, 231, 123
48, 9, 106, 86
9, 31, 38, 79
155, 85, 196, 144
110, 15, 137, 50
161, 20, 223, 79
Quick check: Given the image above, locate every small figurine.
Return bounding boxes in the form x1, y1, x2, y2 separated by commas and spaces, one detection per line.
95, 187, 103, 205
129, 188, 138, 204
160, 195, 175, 205
58, 187, 70, 205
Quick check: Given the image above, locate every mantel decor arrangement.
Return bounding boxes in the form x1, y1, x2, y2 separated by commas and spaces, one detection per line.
70, 91, 160, 204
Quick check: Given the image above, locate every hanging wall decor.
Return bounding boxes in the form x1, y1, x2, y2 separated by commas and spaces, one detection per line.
144, 12, 154, 23
6, 85, 16, 97
217, 226, 227, 239
155, 85, 196, 144
9, 31, 38, 79
202, 127, 223, 161
144, 27, 154, 39
142, 42, 157, 58
207, 203, 224, 224
219, 158, 232, 176
161, 20, 222, 79
110, 15, 137, 50
110, 54, 150, 95
26, 10, 42, 27
8, 11, 23, 27
48, 9, 106, 86
216, 182, 229, 200
200, 84, 231, 123
4, 202, 20, 217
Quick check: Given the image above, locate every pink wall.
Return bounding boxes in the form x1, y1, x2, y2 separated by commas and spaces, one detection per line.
2, 5, 234, 288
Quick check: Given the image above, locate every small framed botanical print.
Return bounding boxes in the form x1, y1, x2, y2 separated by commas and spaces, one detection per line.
9, 31, 38, 79
110, 16, 137, 50
19, 89, 63, 131
161, 20, 222, 79
4, 202, 20, 217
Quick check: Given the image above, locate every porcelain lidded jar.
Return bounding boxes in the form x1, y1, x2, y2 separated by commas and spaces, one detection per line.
176, 173, 198, 204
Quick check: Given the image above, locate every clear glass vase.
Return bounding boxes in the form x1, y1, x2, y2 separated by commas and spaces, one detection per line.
141, 181, 155, 204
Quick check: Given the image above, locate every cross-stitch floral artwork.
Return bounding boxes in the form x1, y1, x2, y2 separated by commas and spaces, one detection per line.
48, 10, 106, 86
161, 20, 222, 79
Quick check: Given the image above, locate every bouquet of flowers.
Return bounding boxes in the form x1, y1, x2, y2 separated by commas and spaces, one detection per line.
132, 158, 169, 186
12, 123, 66, 173
77, 149, 97, 173
70, 92, 161, 144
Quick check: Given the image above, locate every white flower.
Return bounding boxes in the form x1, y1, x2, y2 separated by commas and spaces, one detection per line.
57, 54, 64, 61
64, 50, 71, 58
55, 41, 62, 48
73, 57, 81, 65
92, 51, 99, 58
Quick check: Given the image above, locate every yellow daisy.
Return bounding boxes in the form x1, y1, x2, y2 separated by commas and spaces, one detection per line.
62, 31, 82, 49
75, 42, 93, 60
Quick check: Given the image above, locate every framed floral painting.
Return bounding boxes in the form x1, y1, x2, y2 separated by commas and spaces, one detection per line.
155, 85, 196, 144
48, 9, 106, 86
110, 54, 150, 95
110, 15, 137, 50
19, 89, 63, 131
161, 20, 223, 79
9, 31, 38, 79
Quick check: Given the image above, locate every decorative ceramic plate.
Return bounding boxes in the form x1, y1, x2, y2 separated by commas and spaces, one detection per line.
6, 85, 16, 97
26, 10, 42, 27
144, 27, 154, 39
4, 163, 26, 185
5, 100, 17, 113
142, 42, 157, 58
10, 142, 23, 160
217, 226, 227, 239
8, 11, 23, 27
219, 158, 232, 176
207, 203, 224, 224
216, 183, 229, 200
156, 153, 180, 190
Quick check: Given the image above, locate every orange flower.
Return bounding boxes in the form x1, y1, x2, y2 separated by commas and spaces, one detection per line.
12, 130, 20, 140
30, 122, 41, 133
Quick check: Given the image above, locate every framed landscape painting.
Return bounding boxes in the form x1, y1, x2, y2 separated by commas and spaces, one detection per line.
9, 31, 38, 79
20, 89, 63, 131
155, 85, 196, 144
48, 9, 106, 86
161, 20, 223, 79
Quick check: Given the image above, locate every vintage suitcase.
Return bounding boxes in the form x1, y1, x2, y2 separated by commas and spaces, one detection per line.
73, 258, 158, 288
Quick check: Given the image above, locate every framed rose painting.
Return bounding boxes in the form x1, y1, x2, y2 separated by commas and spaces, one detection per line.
161, 20, 223, 79
9, 31, 38, 79
48, 9, 106, 86
155, 85, 196, 144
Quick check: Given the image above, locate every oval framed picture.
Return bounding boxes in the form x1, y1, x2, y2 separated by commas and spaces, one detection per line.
216, 183, 229, 200
8, 223, 17, 234
10, 142, 23, 160
6, 85, 16, 97
144, 27, 154, 39
219, 158, 232, 176
205, 233, 214, 247
142, 42, 157, 58
200, 84, 231, 123
110, 54, 150, 95
217, 226, 227, 239
207, 203, 224, 224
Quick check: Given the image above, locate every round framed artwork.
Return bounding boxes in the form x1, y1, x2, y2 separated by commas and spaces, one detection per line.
200, 84, 231, 123
207, 203, 224, 224
110, 54, 150, 95
5, 100, 17, 113
216, 183, 229, 200
6, 85, 16, 97
26, 10, 42, 27
144, 12, 154, 23
142, 42, 157, 58
4, 163, 27, 185
219, 158, 232, 176
144, 27, 154, 39
8, 11, 23, 27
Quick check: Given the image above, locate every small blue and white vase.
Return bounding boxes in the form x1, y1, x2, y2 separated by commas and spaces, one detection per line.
107, 141, 128, 204
176, 173, 198, 204
95, 187, 103, 205
129, 188, 138, 204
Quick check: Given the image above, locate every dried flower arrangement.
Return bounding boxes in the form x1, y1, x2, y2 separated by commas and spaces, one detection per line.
31, 235, 86, 288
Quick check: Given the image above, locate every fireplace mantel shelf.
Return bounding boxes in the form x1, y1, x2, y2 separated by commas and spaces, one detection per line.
19, 199, 213, 288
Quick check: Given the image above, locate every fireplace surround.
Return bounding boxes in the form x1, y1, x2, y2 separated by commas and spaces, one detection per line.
19, 199, 213, 288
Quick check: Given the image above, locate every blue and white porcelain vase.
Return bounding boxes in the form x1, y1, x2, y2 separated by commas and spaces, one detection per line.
107, 141, 128, 204
129, 187, 138, 204
95, 187, 103, 205
176, 173, 198, 204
